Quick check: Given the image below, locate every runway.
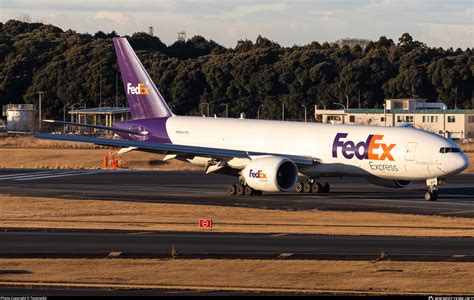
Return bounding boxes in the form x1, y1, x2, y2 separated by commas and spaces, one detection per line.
1, 169, 473, 295
0, 169, 473, 217
1, 230, 473, 261
0, 286, 280, 297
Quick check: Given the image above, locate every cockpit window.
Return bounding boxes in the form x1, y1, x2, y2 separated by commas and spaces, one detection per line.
439, 147, 461, 154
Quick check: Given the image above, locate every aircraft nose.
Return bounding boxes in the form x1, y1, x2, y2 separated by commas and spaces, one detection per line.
453, 153, 469, 174
461, 153, 469, 171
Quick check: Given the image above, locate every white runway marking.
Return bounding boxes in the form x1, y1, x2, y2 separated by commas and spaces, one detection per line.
13, 171, 87, 180
440, 210, 474, 215
0, 170, 104, 181
16, 170, 104, 181
0, 171, 60, 180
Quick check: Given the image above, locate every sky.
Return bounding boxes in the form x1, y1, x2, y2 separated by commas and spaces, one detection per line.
0, 0, 472, 49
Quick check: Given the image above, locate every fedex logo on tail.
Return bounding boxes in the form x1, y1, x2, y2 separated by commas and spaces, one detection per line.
332, 133, 396, 161
127, 83, 149, 95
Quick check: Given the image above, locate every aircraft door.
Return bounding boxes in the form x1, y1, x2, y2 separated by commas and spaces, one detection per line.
405, 142, 417, 161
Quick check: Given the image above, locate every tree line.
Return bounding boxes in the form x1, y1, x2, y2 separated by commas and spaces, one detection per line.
0, 19, 472, 120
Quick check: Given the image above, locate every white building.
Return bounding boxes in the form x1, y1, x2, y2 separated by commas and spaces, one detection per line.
315, 99, 474, 140
2, 104, 37, 132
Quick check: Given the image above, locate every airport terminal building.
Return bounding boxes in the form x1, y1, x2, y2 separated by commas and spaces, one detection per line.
315, 99, 474, 140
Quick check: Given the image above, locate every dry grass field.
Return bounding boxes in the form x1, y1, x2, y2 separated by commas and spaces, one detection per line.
0, 134, 99, 149
0, 148, 199, 170
0, 258, 473, 295
462, 142, 474, 152
0, 134, 199, 170
2, 195, 474, 237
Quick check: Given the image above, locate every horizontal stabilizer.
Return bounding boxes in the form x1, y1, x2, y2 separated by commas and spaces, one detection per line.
43, 120, 149, 136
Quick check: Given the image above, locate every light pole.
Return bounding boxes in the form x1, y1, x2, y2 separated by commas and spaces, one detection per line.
301, 104, 307, 122
99, 63, 102, 107
199, 102, 209, 117
199, 103, 205, 116
454, 86, 458, 109
37, 91, 45, 131
257, 104, 265, 119
282, 102, 285, 121
70, 103, 79, 124
383, 103, 387, 126
332, 103, 346, 110
345, 95, 349, 110
70, 100, 86, 123
220, 103, 228, 118
358, 89, 361, 109
115, 72, 119, 107
208, 101, 214, 117
71, 100, 85, 109
63, 104, 66, 124
63, 102, 69, 133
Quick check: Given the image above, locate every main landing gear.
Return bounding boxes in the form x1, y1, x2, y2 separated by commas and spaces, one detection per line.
425, 178, 441, 201
295, 179, 330, 194
227, 183, 263, 196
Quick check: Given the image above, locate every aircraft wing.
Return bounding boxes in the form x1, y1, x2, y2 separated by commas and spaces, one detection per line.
34, 133, 316, 165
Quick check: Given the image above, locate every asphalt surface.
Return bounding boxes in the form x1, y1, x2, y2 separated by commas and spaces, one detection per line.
1, 230, 473, 261
0, 169, 472, 217
0, 169, 473, 295
0, 286, 309, 297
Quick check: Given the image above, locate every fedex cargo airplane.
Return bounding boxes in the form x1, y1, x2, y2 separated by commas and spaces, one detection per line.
36, 37, 469, 201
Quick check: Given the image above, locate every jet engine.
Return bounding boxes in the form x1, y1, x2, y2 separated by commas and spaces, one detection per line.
242, 156, 298, 192
367, 177, 412, 188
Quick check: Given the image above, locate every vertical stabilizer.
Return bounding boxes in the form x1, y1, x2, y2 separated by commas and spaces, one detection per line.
113, 37, 172, 120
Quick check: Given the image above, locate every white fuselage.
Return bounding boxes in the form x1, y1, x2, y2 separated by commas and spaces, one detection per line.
163, 116, 469, 181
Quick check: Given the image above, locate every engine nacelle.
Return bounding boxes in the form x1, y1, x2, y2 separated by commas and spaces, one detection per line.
242, 156, 298, 192
367, 177, 412, 188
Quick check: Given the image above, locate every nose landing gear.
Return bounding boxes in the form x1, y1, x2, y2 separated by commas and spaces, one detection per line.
425, 178, 443, 201
424, 190, 438, 201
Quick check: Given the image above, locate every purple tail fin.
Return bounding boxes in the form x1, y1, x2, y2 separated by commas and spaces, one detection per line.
113, 37, 172, 120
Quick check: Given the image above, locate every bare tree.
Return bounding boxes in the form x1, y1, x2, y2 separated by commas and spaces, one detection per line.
335, 38, 372, 49
17, 13, 32, 22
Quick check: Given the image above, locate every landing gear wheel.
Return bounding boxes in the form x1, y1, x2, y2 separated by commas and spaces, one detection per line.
424, 190, 438, 201
228, 184, 237, 195
311, 182, 321, 193
303, 182, 312, 193
295, 182, 304, 193
255, 190, 263, 196
236, 185, 245, 196
244, 185, 254, 196
320, 182, 330, 193
425, 178, 441, 201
